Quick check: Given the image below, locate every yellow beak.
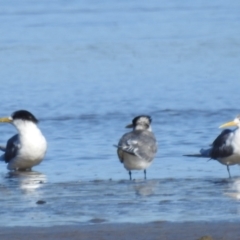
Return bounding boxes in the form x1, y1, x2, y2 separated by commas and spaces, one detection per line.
0, 117, 12, 123
219, 120, 237, 128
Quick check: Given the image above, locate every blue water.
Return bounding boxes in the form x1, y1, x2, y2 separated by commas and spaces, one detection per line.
0, 0, 240, 226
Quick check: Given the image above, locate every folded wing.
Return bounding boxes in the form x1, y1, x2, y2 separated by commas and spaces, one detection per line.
3, 134, 19, 163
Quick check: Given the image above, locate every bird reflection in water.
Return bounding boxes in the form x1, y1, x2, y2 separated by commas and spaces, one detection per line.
132, 180, 158, 196
5, 171, 47, 195
224, 178, 240, 200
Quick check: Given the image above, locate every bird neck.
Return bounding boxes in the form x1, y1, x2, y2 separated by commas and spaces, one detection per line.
13, 120, 42, 137
134, 125, 152, 131
234, 127, 240, 136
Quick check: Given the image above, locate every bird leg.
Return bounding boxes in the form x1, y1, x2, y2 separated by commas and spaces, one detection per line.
129, 171, 132, 180
227, 165, 231, 179
144, 169, 147, 180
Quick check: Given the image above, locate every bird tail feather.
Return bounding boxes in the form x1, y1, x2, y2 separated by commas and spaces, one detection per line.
0, 146, 6, 152
183, 148, 211, 158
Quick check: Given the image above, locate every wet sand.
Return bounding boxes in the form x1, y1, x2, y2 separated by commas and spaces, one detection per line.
0, 222, 239, 240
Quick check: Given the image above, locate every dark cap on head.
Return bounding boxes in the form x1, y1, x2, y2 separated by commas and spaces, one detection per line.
12, 110, 38, 123
126, 115, 152, 128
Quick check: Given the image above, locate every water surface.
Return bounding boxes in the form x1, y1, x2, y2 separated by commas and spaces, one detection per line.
0, 0, 240, 226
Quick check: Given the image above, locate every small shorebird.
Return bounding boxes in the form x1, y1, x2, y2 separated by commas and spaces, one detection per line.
184, 115, 240, 178
0, 110, 47, 171
114, 115, 158, 180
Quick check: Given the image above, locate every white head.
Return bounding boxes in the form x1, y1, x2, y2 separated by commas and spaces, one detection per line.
125, 115, 152, 131
0, 110, 39, 131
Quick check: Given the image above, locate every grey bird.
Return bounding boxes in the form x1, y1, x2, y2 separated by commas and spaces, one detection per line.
184, 115, 240, 178
114, 115, 158, 180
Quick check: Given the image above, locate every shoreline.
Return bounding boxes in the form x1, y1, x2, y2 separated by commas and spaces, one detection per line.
0, 221, 239, 240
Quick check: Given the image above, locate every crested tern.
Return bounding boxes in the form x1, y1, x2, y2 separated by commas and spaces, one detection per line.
114, 115, 158, 180
0, 110, 47, 171
184, 115, 240, 178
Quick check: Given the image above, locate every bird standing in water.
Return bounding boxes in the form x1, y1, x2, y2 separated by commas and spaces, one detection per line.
184, 115, 240, 178
115, 115, 158, 180
0, 110, 47, 171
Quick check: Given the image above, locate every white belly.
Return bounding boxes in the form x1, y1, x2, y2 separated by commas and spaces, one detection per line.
122, 152, 152, 171
8, 136, 47, 170
219, 154, 240, 166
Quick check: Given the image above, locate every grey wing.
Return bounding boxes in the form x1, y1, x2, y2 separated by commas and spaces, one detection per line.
116, 131, 157, 162
184, 129, 233, 159
4, 134, 19, 163
136, 132, 158, 161
210, 129, 234, 159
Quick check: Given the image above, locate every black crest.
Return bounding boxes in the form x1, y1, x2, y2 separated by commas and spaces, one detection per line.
12, 110, 38, 123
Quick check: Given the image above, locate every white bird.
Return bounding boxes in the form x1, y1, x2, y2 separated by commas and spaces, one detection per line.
184, 115, 240, 178
0, 110, 47, 171
114, 115, 158, 180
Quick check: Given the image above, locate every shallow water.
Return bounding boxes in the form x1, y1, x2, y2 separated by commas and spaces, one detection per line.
1, 172, 240, 226
0, 0, 240, 226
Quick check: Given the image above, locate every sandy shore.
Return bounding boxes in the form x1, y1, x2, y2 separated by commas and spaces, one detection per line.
0, 222, 239, 240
